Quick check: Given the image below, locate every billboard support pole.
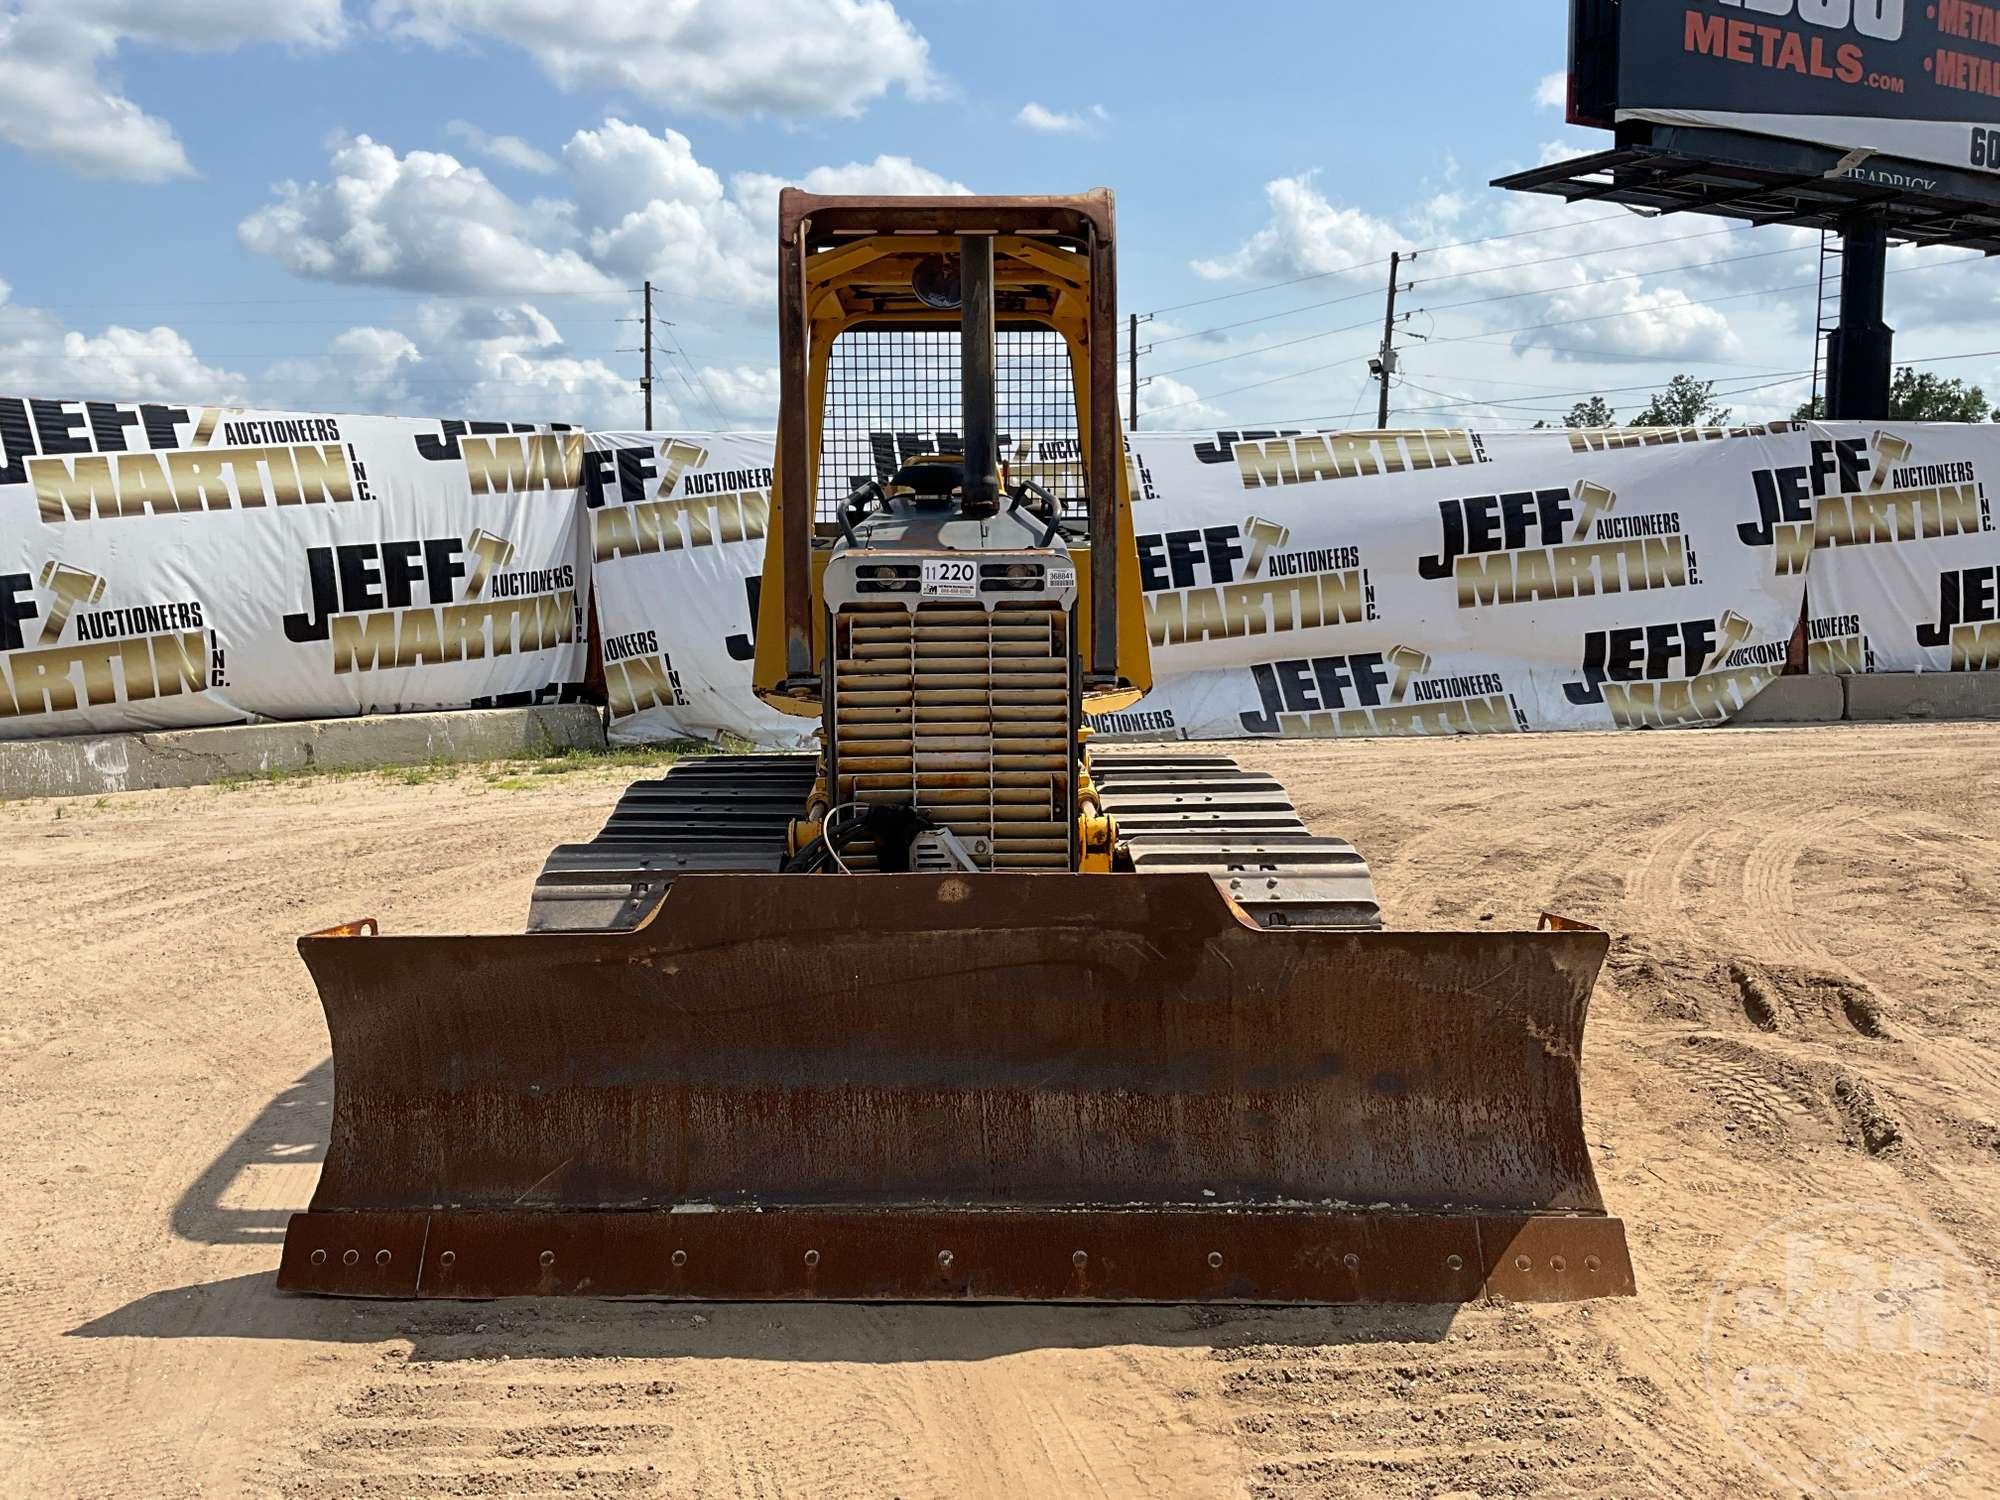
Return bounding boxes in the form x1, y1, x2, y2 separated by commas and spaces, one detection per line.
1824, 214, 1892, 422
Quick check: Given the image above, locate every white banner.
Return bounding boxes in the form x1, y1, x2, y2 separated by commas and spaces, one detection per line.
1104, 422, 1817, 738
589, 421, 1841, 746
585, 430, 810, 748
1795, 422, 2000, 673
14, 403, 1986, 746
1, 399, 592, 738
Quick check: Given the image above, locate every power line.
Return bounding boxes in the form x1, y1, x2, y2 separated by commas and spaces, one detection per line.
1391, 370, 1808, 418
9, 288, 642, 311
1151, 315, 1385, 380
1431, 335, 1797, 369
1145, 209, 1658, 317
1142, 275, 1815, 413
1414, 209, 1659, 256
1418, 252, 1982, 350
1410, 243, 1811, 317
1142, 354, 1388, 415
0, 313, 634, 330
8, 285, 777, 314
1146, 284, 1382, 346
1148, 250, 1986, 419
1402, 223, 1756, 289
655, 312, 728, 426
1175, 341, 2000, 428
0, 346, 628, 363
1147, 229, 1788, 358
1148, 256, 1386, 316
1375, 374, 1811, 422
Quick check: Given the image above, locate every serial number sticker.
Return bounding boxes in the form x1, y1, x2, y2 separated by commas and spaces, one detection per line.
1048, 565, 1077, 591
920, 558, 979, 598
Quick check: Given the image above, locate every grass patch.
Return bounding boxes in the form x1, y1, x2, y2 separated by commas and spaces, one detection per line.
476, 740, 722, 790
208, 736, 742, 794
389, 760, 459, 786
524, 741, 720, 775
212, 763, 355, 791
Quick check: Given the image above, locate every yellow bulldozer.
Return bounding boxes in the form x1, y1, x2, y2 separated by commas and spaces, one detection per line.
279, 190, 1633, 1304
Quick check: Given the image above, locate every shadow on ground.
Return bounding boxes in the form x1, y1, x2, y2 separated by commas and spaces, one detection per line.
171, 1061, 330, 1246
128, 1058, 1470, 1362
68, 1271, 1465, 1362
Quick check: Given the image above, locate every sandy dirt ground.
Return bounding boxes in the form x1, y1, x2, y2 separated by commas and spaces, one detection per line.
3, 724, 1998, 1499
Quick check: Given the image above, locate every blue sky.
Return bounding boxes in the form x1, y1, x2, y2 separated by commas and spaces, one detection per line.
0, 1, 1987, 430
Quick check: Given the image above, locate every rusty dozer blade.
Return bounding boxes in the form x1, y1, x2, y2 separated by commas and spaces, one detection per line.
279, 873, 1633, 1304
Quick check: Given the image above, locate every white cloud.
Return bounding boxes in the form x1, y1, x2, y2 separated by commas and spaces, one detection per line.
730, 153, 969, 239
0, 1, 345, 180
260, 299, 780, 428
79, 0, 346, 49
372, 0, 937, 120
557, 119, 763, 305
1191, 174, 1405, 283
240, 122, 967, 310
1508, 283, 1740, 362
263, 302, 633, 425
0, 278, 250, 403
1150, 154, 1858, 427
1, 1, 932, 184
1136, 375, 1223, 430
1534, 71, 1567, 110
0, 267, 772, 428
238, 133, 622, 296
746, 154, 967, 200
0, 11, 191, 181
444, 120, 557, 174
1017, 101, 1103, 134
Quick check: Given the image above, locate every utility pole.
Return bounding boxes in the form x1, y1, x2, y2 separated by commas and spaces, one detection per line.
1375, 252, 1401, 429
1129, 311, 1139, 431
641, 280, 655, 429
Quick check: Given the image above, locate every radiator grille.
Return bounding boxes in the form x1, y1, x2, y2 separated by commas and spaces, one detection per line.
832, 600, 1073, 871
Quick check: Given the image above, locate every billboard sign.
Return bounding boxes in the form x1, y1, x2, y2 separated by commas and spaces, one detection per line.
1573, 0, 2000, 175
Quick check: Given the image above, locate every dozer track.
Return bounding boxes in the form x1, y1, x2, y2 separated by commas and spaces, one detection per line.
1092, 752, 1382, 929
528, 750, 1381, 934
527, 754, 818, 932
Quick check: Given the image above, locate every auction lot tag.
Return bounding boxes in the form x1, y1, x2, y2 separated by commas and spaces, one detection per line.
921, 558, 979, 598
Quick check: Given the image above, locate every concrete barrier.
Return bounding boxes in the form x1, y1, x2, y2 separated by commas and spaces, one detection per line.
1843, 672, 2000, 722
6, 677, 1995, 800
0, 705, 608, 800
1728, 675, 1845, 725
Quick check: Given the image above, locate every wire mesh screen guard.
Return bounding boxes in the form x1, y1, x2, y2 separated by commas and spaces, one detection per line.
818, 328, 1085, 518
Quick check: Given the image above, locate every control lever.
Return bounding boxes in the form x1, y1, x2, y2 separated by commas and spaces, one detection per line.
838, 479, 888, 546
1007, 479, 1065, 548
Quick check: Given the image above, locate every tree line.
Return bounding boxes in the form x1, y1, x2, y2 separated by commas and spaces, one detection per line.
1532, 367, 1998, 429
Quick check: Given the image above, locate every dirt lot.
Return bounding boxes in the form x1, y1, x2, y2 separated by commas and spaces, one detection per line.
4, 724, 1998, 1499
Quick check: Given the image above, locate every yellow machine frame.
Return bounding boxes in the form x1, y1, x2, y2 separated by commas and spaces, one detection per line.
751, 195, 1151, 722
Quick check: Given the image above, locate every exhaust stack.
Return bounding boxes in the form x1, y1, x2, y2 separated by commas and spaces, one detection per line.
960, 234, 998, 514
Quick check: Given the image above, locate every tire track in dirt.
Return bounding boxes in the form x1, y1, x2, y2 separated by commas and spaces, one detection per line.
1213, 1304, 1686, 1498
11, 734, 2000, 1499
1, 770, 641, 1500
1738, 804, 1859, 971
